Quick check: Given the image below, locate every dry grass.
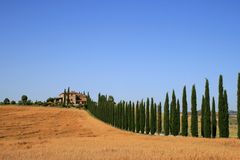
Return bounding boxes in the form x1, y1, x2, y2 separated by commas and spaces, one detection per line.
0, 105, 240, 160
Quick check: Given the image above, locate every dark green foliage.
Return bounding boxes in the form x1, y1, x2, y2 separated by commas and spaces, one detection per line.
132, 102, 135, 132
63, 89, 66, 107
171, 91, 178, 136
191, 85, 198, 137
204, 79, 211, 138
218, 75, 224, 137
223, 90, 229, 138
212, 97, 217, 138
140, 100, 145, 134
176, 100, 180, 135
146, 98, 150, 134
201, 96, 205, 137
67, 87, 70, 106
238, 73, 240, 138
182, 86, 188, 136
154, 103, 157, 134
164, 93, 170, 135
21, 95, 28, 105
128, 101, 132, 131
136, 101, 140, 133
3, 98, 10, 105
11, 100, 16, 105
157, 103, 162, 134
150, 98, 155, 135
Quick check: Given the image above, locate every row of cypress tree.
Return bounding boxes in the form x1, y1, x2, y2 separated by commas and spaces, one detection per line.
87, 74, 240, 138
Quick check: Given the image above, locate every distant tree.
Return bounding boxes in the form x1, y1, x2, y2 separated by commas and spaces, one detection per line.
136, 101, 140, 133
201, 96, 205, 137
218, 75, 224, 137
150, 98, 155, 135
238, 73, 240, 139
128, 101, 132, 131
132, 102, 135, 132
47, 97, 54, 103
157, 102, 162, 134
182, 86, 188, 136
204, 79, 211, 138
191, 85, 198, 137
171, 91, 178, 136
176, 99, 180, 135
223, 90, 229, 138
146, 98, 150, 134
67, 87, 70, 107
4, 98, 10, 105
21, 95, 28, 105
140, 100, 145, 134
212, 97, 217, 138
63, 89, 66, 107
11, 100, 16, 105
164, 93, 170, 135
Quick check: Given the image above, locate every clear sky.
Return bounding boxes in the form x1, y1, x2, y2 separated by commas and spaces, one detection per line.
0, 0, 240, 111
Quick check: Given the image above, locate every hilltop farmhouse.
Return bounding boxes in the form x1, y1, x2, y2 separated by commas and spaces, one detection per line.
54, 91, 87, 105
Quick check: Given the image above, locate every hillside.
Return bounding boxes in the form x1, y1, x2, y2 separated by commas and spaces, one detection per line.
0, 106, 240, 160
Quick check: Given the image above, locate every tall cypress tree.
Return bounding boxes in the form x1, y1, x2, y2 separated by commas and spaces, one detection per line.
158, 102, 162, 134
201, 96, 205, 137
129, 101, 132, 131
182, 86, 188, 136
150, 98, 155, 135
218, 75, 224, 137
204, 79, 211, 138
63, 89, 66, 107
191, 85, 198, 137
146, 98, 150, 134
164, 93, 170, 135
67, 87, 70, 107
140, 100, 144, 134
136, 101, 140, 133
154, 103, 157, 134
223, 90, 229, 138
212, 97, 217, 138
171, 91, 177, 136
238, 73, 240, 138
176, 100, 180, 135
132, 102, 135, 132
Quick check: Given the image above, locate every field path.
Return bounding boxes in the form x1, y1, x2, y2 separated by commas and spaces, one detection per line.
0, 106, 240, 160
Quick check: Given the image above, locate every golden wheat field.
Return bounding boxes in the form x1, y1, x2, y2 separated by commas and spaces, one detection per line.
0, 106, 240, 160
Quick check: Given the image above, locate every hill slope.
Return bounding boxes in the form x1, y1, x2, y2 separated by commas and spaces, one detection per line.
0, 106, 240, 160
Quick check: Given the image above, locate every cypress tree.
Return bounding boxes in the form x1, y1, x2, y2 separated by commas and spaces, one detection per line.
146, 98, 150, 134
212, 97, 217, 138
182, 86, 188, 136
63, 89, 66, 107
164, 93, 170, 135
218, 75, 224, 137
67, 87, 70, 107
204, 79, 211, 138
176, 99, 180, 135
191, 85, 198, 137
171, 91, 177, 136
140, 100, 144, 133
201, 96, 205, 137
136, 101, 140, 133
150, 98, 155, 135
132, 102, 135, 132
126, 102, 129, 130
154, 103, 157, 134
223, 90, 229, 138
238, 73, 240, 138
129, 101, 132, 131
157, 102, 162, 134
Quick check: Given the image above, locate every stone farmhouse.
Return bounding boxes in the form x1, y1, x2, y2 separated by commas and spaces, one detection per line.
54, 91, 87, 105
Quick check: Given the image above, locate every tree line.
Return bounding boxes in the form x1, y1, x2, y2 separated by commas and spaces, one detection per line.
88, 74, 240, 138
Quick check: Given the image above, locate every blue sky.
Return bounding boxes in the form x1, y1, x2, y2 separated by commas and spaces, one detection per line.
0, 0, 240, 110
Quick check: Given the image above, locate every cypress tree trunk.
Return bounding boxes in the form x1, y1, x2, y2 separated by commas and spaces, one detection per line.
204, 79, 211, 138
164, 93, 170, 135
171, 91, 177, 136
218, 75, 224, 137
176, 100, 180, 135
238, 73, 240, 138
201, 96, 205, 137
146, 98, 150, 134
223, 90, 229, 138
212, 97, 217, 138
158, 103, 162, 134
191, 85, 198, 137
182, 86, 188, 136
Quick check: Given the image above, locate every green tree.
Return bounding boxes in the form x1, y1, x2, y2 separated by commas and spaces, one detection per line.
201, 95, 205, 137
150, 98, 155, 135
191, 85, 198, 137
204, 79, 211, 138
238, 73, 240, 138
4, 98, 10, 105
132, 102, 135, 132
63, 89, 66, 107
182, 86, 188, 136
136, 101, 140, 133
21, 95, 28, 105
67, 87, 70, 106
171, 91, 178, 136
176, 99, 180, 135
212, 97, 217, 138
218, 75, 224, 137
164, 93, 170, 135
223, 90, 229, 138
157, 102, 162, 134
146, 98, 150, 134
140, 100, 145, 134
